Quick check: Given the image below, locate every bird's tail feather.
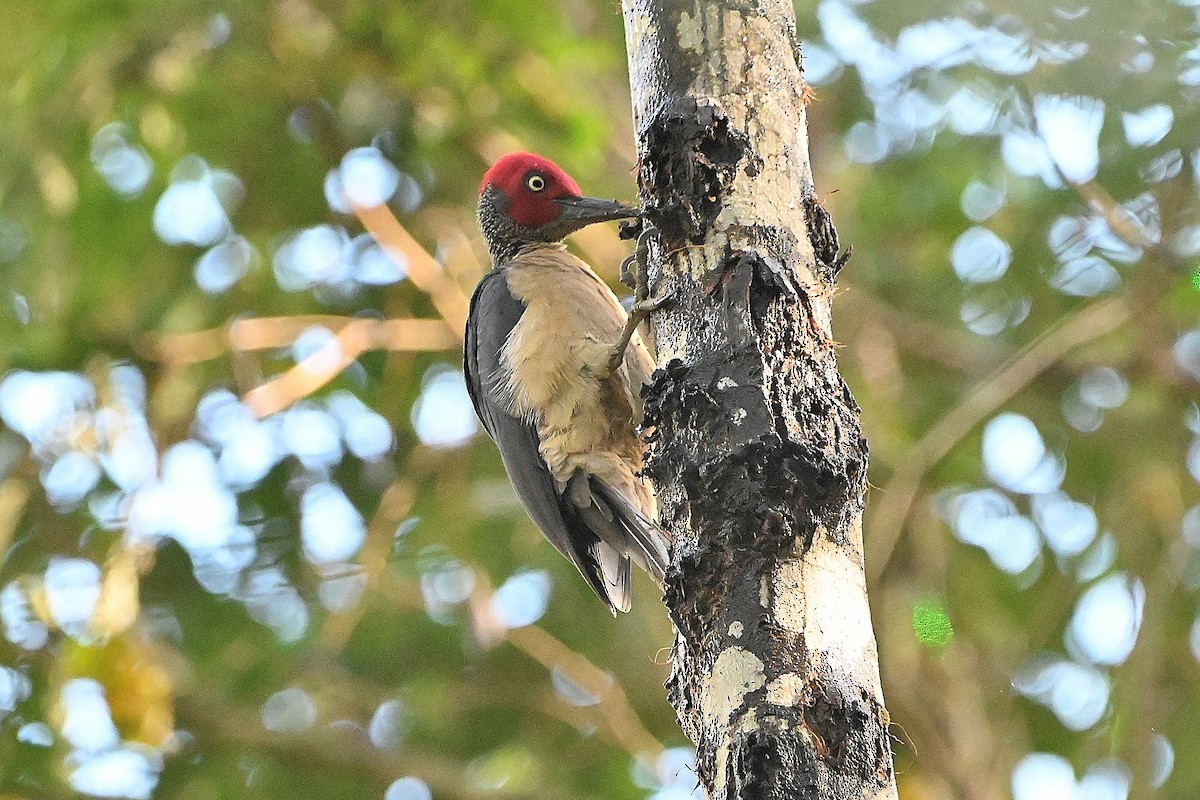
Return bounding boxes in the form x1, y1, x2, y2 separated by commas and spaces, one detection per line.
563, 471, 669, 612
589, 478, 669, 586
591, 542, 631, 615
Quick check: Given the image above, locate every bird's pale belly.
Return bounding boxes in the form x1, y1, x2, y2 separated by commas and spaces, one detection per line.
504, 319, 638, 484
499, 252, 653, 510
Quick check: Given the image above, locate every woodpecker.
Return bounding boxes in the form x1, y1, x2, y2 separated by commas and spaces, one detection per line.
465, 152, 669, 614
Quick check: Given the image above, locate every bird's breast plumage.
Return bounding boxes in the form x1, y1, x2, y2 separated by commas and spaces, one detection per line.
498, 245, 655, 510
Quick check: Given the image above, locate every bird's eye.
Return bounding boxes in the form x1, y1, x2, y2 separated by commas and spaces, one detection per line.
526, 174, 546, 192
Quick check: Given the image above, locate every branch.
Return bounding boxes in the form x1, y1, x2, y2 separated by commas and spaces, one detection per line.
316, 478, 416, 655
370, 565, 666, 768
865, 296, 1131, 583
240, 205, 468, 416
175, 688, 553, 800
846, 289, 1012, 375
505, 623, 664, 764
466, 568, 667, 767
1020, 88, 1157, 248
149, 316, 457, 368
318, 463, 655, 766
242, 316, 458, 417
150, 202, 468, 418
353, 203, 470, 337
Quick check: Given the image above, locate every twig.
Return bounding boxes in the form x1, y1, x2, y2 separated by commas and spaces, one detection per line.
242, 317, 457, 417
1020, 87, 1157, 248
240, 205, 470, 417
231, 316, 456, 352
353, 203, 470, 337
465, 568, 665, 765
1074, 181, 1158, 248
506, 623, 665, 765
150, 316, 457, 367
316, 479, 415, 654
376, 571, 665, 766
147, 326, 230, 366
311, 454, 666, 766
866, 296, 1131, 583
847, 290, 1012, 374
155, 203, 470, 416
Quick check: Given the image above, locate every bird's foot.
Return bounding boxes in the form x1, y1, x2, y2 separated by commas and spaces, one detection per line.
617, 217, 645, 288
600, 288, 676, 377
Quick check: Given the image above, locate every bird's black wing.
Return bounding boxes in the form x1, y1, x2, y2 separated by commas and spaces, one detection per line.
464, 269, 631, 613
463, 269, 519, 441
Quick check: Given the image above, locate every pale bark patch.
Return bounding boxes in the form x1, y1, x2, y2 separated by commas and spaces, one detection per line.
701, 645, 766, 731
676, 10, 703, 54
765, 672, 807, 707
773, 515, 885, 693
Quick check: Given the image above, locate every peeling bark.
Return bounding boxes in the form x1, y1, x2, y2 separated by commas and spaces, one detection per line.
619, 1, 898, 797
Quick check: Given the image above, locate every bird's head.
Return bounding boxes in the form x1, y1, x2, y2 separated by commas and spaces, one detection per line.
477, 152, 638, 263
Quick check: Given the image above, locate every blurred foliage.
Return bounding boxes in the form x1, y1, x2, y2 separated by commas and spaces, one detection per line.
0, 0, 1197, 799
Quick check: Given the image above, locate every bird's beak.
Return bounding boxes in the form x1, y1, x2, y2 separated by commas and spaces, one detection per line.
553, 195, 640, 232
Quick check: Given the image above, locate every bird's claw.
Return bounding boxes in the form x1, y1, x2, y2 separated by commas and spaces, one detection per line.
598, 221, 674, 379
619, 252, 637, 288
621, 223, 656, 298
630, 288, 675, 316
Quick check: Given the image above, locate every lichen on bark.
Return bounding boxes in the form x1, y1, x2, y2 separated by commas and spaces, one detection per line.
620, 0, 899, 797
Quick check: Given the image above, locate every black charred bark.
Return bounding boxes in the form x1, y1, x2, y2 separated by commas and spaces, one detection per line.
620, 1, 898, 798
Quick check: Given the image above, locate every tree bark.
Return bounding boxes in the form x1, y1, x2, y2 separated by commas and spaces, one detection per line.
619, 2, 899, 798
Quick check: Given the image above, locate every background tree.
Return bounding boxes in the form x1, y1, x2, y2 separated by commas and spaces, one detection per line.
0, 1, 1196, 799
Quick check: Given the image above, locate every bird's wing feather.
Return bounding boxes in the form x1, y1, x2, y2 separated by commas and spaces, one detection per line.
464, 269, 631, 613
464, 269, 521, 440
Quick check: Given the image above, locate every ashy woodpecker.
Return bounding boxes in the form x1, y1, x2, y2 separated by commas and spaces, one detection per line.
465, 152, 669, 614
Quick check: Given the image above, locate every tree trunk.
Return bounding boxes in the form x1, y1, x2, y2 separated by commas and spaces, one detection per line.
619, 2, 899, 798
